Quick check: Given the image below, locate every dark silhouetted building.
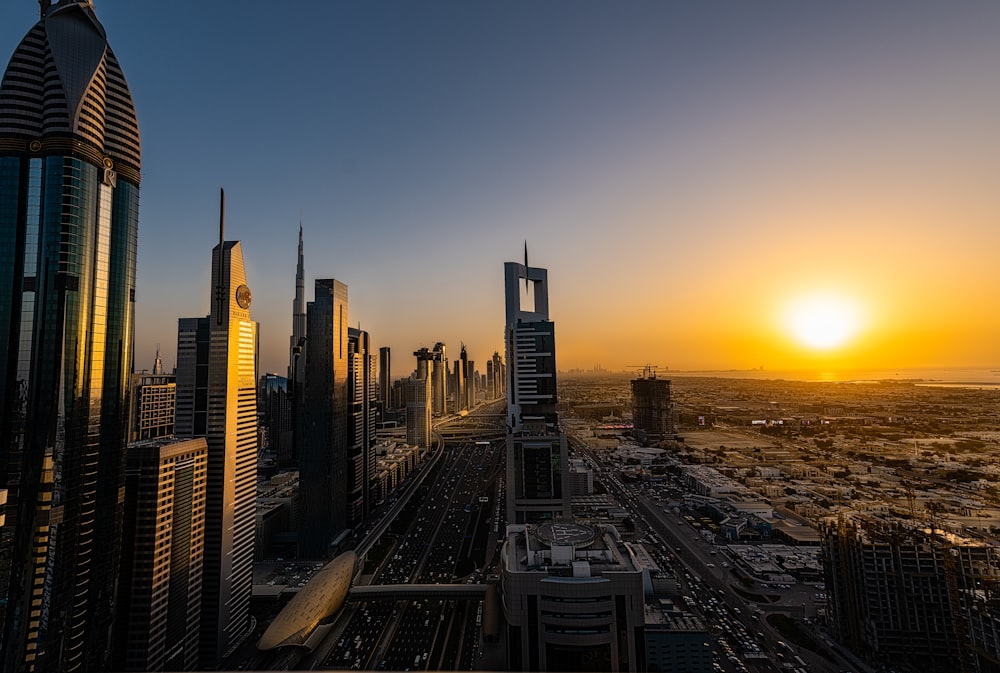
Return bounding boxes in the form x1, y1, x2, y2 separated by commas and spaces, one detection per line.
631, 369, 673, 441
348, 327, 376, 526
378, 346, 391, 410
0, 2, 141, 669
259, 373, 292, 467
823, 514, 1000, 672
299, 279, 350, 558
504, 261, 570, 524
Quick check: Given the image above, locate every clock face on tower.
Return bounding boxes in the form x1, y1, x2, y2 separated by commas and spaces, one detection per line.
235, 284, 252, 309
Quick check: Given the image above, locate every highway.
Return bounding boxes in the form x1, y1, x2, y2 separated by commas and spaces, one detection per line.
299, 400, 506, 671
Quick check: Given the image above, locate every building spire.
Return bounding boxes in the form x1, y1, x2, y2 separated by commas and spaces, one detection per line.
215, 188, 226, 325
290, 221, 307, 379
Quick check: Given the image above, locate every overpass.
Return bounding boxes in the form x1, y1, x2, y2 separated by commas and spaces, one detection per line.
348, 583, 489, 601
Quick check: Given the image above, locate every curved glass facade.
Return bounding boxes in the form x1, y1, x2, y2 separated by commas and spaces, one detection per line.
0, 4, 140, 671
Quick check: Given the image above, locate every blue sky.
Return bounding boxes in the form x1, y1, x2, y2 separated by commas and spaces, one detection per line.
3, 1, 999, 375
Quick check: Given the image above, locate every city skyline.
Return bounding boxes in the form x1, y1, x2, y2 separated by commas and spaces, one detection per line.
2, 1, 998, 377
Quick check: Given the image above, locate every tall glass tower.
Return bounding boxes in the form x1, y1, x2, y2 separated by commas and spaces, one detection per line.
504, 261, 571, 524
174, 195, 259, 668
0, 2, 141, 671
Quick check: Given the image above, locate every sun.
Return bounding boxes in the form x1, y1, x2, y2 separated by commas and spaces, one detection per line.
783, 292, 863, 350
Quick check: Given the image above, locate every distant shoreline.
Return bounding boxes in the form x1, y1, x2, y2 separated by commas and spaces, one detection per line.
561, 366, 1000, 385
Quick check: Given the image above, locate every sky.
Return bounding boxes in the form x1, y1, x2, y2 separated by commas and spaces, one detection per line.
2, 1, 999, 377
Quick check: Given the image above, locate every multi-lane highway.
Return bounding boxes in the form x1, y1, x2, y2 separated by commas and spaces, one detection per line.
305, 401, 506, 671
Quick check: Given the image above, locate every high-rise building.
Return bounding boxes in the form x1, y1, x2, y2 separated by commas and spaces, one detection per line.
289, 225, 306, 382
0, 2, 141, 670
631, 368, 673, 441
299, 279, 350, 559
406, 376, 432, 451
500, 258, 644, 671
348, 327, 376, 526
413, 347, 434, 381
114, 438, 207, 672
492, 351, 505, 399
431, 342, 448, 415
451, 354, 466, 414
174, 194, 258, 667
129, 371, 177, 443
504, 260, 570, 524
258, 373, 292, 467
174, 317, 210, 437
822, 514, 1000, 672
466, 359, 475, 409
378, 346, 392, 410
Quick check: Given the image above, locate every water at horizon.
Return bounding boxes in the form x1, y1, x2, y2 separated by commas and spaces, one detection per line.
665, 366, 1000, 385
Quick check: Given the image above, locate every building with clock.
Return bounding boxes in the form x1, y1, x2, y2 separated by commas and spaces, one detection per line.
174, 193, 258, 668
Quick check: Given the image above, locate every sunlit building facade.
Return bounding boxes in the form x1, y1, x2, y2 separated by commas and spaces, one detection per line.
406, 375, 432, 451
174, 217, 258, 668
0, 2, 141, 670
114, 438, 207, 672
431, 342, 448, 415
348, 327, 376, 526
129, 372, 176, 442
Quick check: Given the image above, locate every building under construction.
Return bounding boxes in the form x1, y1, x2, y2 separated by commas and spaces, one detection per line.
821, 513, 1000, 673
631, 367, 674, 441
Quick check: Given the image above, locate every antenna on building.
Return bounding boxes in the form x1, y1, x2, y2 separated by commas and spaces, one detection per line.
219, 188, 225, 245
524, 240, 529, 292
215, 188, 226, 325
39, 0, 51, 17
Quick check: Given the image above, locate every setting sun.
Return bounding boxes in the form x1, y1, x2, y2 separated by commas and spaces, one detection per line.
783, 292, 863, 351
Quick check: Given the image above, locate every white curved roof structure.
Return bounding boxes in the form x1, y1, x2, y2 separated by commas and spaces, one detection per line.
257, 551, 357, 651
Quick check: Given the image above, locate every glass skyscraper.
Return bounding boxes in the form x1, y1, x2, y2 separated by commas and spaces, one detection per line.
504, 261, 571, 524
0, 2, 141, 671
174, 215, 259, 668
300, 278, 350, 559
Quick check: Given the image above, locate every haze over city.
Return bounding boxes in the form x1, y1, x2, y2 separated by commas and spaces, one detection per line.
2, 0, 997, 376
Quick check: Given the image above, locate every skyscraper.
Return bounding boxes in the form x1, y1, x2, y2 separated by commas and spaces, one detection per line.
492, 351, 505, 399
504, 260, 571, 524
289, 224, 306, 381
299, 278, 350, 559
114, 438, 207, 672
406, 376, 432, 451
500, 259, 644, 671
378, 346, 391, 410
174, 194, 258, 667
258, 373, 292, 468
0, 2, 141, 670
431, 342, 448, 415
348, 327, 376, 526
455, 345, 468, 413
128, 371, 177, 442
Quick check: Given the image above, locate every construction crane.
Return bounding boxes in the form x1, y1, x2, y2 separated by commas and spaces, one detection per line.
627, 364, 668, 380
